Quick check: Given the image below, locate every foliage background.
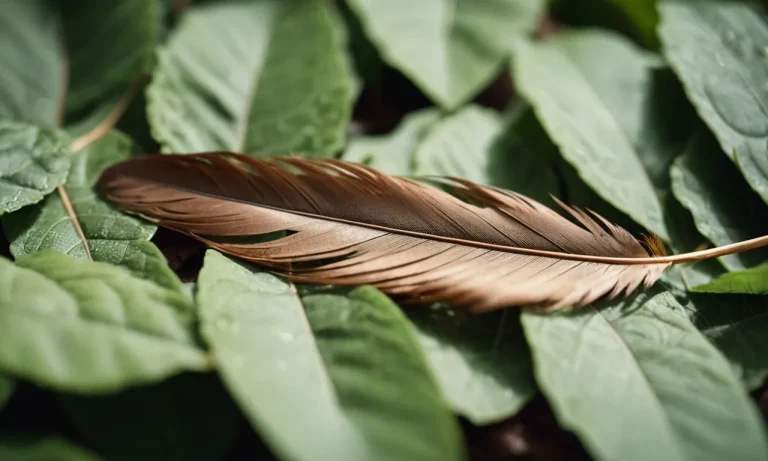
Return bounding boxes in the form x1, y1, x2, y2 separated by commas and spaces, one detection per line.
1, 0, 768, 460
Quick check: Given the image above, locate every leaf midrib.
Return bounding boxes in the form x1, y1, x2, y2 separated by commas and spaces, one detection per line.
579, 307, 685, 459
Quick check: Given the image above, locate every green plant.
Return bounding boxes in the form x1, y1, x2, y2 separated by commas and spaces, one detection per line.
1, 1, 767, 460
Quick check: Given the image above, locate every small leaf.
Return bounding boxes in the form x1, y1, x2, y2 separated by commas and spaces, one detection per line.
61, 373, 242, 461
687, 292, 768, 390
413, 104, 558, 204
0, 437, 102, 461
197, 250, 464, 461
407, 306, 536, 425
658, 2, 768, 203
513, 30, 675, 239
148, 0, 355, 157
0, 252, 208, 393
691, 262, 768, 295
0, 121, 70, 214
2, 131, 182, 292
522, 290, 768, 461
346, 0, 545, 108
344, 109, 441, 176
0, 375, 14, 410
671, 133, 768, 271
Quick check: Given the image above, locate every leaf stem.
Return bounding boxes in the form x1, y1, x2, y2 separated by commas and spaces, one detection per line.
57, 184, 92, 260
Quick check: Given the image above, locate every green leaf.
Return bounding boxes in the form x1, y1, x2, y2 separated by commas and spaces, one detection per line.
347, 0, 545, 108
407, 306, 536, 425
0, 0, 65, 126
0, 121, 70, 215
671, 133, 768, 271
658, 2, 768, 204
61, 373, 242, 461
691, 262, 768, 295
0, 437, 102, 461
0, 375, 14, 410
197, 251, 464, 461
513, 30, 677, 239
61, 0, 160, 119
148, 0, 354, 157
522, 290, 768, 461
0, 0, 160, 129
344, 109, 441, 176
687, 293, 768, 390
413, 104, 558, 205
0, 252, 209, 393
2, 131, 183, 292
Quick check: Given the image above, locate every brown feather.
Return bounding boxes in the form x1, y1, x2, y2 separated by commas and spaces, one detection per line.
96, 152, 768, 312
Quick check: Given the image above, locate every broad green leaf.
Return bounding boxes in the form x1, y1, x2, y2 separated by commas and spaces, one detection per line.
0, 0, 64, 126
148, 0, 354, 157
407, 306, 536, 425
522, 290, 768, 461
691, 262, 768, 295
61, 373, 241, 461
671, 133, 768, 271
344, 109, 441, 176
687, 293, 768, 389
0, 375, 14, 410
513, 30, 677, 239
413, 104, 558, 204
0, 121, 70, 214
0, 0, 160, 129
658, 2, 768, 203
0, 437, 102, 461
347, 0, 545, 108
197, 251, 464, 461
0, 252, 209, 393
2, 131, 183, 292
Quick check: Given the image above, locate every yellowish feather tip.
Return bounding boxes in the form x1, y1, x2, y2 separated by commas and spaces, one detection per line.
642, 234, 668, 257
